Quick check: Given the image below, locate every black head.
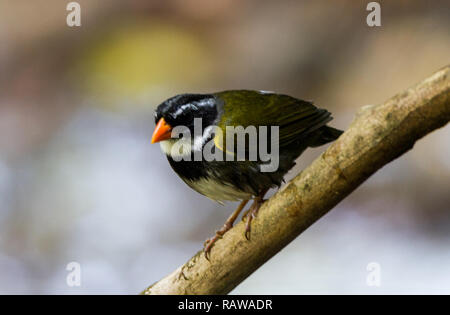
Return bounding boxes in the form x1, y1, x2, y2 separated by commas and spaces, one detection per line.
155, 94, 219, 132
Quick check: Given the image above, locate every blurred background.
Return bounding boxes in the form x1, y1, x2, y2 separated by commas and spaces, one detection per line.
0, 0, 449, 294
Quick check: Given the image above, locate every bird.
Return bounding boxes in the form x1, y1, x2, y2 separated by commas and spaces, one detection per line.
151, 90, 343, 257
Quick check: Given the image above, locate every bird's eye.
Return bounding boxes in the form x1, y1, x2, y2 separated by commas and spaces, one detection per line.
179, 112, 194, 126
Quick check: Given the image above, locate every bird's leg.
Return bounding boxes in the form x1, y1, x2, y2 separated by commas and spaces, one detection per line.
243, 189, 268, 240
203, 199, 249, 259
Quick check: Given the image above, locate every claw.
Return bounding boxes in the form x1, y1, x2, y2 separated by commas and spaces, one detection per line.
203, 226, 232, 259
202, 199, 249, 259
203, 234, 220, 260
242, 191, 267, 240
204, 248, 210, 261
202, 192, 267, 257
245, 229, 251, 241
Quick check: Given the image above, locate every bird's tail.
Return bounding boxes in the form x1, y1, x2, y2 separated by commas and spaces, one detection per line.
308, 126, 344, 147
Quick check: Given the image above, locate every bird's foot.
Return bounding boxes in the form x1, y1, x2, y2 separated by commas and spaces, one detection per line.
203, 222, 232, 260
203, 199, 249, 260
243, 198, 265, 240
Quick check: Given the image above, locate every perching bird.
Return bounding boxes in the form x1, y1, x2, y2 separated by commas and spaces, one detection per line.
151, 90, 343, 257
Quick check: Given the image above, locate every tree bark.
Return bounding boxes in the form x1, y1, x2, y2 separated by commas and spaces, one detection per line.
142, 65, 450, 295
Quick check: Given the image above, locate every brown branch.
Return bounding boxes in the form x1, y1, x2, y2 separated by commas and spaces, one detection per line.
142, 65, 450, 295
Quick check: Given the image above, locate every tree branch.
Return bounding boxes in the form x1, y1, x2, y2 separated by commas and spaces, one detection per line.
143, 65, 450, 295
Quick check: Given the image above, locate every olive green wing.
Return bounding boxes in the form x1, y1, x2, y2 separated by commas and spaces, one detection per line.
213, 90, 333, 151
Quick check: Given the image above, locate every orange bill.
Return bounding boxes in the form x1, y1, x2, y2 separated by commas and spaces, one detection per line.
151, 117, 173, 143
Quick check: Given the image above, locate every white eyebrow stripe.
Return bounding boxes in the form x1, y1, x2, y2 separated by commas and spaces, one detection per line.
173, 104, 198, 118
259, 90, 274, 94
